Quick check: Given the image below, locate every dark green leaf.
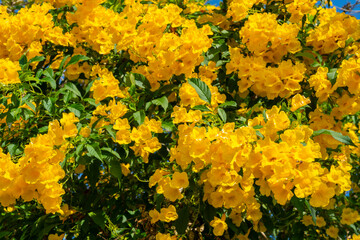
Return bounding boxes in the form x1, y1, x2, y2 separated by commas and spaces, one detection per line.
188, 78, 212, 104
19, 54, 27, 66
88, 211, 106, 229
174, 207, 190, 235
108, 159, 122, 179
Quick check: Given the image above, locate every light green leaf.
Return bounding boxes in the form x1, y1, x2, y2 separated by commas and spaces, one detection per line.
133, 110, 145, 125
217, 108, 227, 122
152, 96, 168, 111
312, 129, 356, 146
219, 101, 237, 108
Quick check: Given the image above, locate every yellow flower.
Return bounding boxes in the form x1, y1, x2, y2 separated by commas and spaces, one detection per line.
149, 209, 160, 224
326, 226, 339, 239
170, 172, 189, 189
121, 163, 130, 176
301, 215, 314, 226
48, 233, 65, 240
290, 94, 311, 112
159, 205, 178, 222
340, 208, 360, 225
210, 215, 228, 236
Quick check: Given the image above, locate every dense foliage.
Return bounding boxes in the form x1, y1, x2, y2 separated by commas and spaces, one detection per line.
0, 0, 360, 239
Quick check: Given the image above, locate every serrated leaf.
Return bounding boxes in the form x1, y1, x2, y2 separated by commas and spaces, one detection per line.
68, 103, 84, 118
188, 78, 212, 104
43, 98, 54, 113
64, 83, 82, 98
102, 147, 121, 159
89, 211, 106, 229
133, 110, 145, 125
305, 199, 316, 225
312, 129, 356, 146
152, 96, 168, 111
42, 76, 56, 90
66, 55, 90, 68
174, 207, 190, 235
86, 144, 102, 162
217, 108, 226, 122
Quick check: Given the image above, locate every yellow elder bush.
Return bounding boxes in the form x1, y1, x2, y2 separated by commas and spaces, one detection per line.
0, 0, 360, 239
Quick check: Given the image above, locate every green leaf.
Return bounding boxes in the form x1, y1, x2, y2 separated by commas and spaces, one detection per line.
256, 130, 264, 139
25, 101, 36, 112
43, 98, 54, 114
64, 82, 82, 98
152, 96, 168, 111
68, 103, 85, 118
188, 78, 212, 104
312, 129, 356, 146
102, 147, 121, 159
59, 55, 70, 70
217, 108, 227, 122
133, 110, 145, 125
295, 52, 316, 61
305, 199, 316, 225
290, 196, 305, 212
192, 105, 211, 112
103, 125, 116, 140
19, 54, 27, 66
108, 159, 122, 179
89, 211, 106, 229
219, 101, 237, 108
66, 55, 90, 68
29, 56, 45, 63
174, 207, 190, 235
86, 144, 103, 162
327, 68, 337, 85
